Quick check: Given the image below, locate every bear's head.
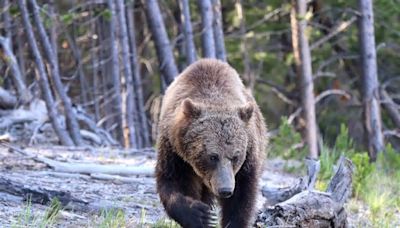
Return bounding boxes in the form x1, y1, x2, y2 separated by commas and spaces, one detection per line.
173, 98, 254, 198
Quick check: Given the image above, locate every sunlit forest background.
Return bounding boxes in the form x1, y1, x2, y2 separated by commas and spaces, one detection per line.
0, 0, 399, 227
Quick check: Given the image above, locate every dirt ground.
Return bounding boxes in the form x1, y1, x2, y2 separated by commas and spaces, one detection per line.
0, 145, 382, 227
0, 145, 300, 227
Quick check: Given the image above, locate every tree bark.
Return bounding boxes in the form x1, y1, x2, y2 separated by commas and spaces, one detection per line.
90, 6, 100, 122
18, 0, 74, 146
211, 0, 226, 61
290, 0, 319, 159
179, 0, 197, 64
144, 0, 179, 85
358, 0, 384, 160
0, 36, 32, 104
198, 0, 216, 58
29, 0, 84, 146
126, 2, 152, 148
116, 0, 138, 148
107, 0, 124, 145
235, 0, 253, 90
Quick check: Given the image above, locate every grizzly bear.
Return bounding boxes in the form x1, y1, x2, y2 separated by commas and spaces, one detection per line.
156, 59, 267, 228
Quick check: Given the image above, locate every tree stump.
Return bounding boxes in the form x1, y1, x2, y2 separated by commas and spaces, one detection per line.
255, 157, 354, 228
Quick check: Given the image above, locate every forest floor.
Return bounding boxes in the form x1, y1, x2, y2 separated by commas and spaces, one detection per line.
0, 145, 387, 227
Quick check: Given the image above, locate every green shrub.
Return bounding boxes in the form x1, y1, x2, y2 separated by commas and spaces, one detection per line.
269, 117, 307, 159
351, 152, 375, 197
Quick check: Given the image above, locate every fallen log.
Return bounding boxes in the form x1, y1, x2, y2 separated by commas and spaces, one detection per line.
255, 157, 354, 228
262, 159, 320, 205
0, 177, 122, 213
2, 142, 155, 177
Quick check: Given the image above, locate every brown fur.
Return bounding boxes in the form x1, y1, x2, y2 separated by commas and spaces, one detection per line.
156, 59, 267, 228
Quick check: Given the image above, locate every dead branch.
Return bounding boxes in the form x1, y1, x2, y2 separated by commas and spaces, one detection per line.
380, 88, 400, 129
310, 16, 357, 50
0, 99, 48, 129
75, 107, 119, 146
90, 173, 155, 185
288, 89, 351, 124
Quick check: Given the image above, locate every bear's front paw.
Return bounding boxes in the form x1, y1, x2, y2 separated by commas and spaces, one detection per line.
182, 201, 218, 228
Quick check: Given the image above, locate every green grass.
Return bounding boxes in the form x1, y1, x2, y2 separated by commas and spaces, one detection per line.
152, 218, 180, 228
271, 123, 400, 227
11, 197, 61, 228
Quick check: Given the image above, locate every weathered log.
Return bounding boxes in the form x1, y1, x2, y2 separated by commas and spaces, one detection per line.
256, 157, 354, 228
0, 177, 122, 213
3, 142, 155, 177
262, 159, 320, 205
0, 177, 78, 206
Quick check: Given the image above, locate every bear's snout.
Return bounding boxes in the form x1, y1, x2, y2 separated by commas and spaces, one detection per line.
218, 187, 233, 198
211, 163, 235, 198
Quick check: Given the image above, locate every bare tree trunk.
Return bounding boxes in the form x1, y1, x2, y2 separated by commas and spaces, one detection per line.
290, 0, 318, 159
358, 0, 384, 160
116, 0, 138, 149
127, 2, 151, 148
144, 0, 179, 85
211, 0, 226, 61
48, 0, 58, 64
90, 7, 100, 122
2, 0, 12, 43
1, 0, 32, 103
198, 0, 216, 58
235, 0, 253, 90
0, 36, 32, 104
179, 0, 197, 64
29, 0, 84, 146
107, 0, 126, 147
18, 0, 74, 146
16, 30, 26, 82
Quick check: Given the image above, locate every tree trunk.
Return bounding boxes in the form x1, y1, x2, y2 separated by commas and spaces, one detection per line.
90, 7, 100, 122
29, 0, 84, 146
290, 0, 319, 159
106, 0, 126, 147
211, 0, 226, 61
0, 36, 32, 104
235, 0, 253, 90
179, 0, 197, 64
18, 0, 74, 146
116, 0, 139, 148
144, 0, 179, 85
358, 0, 384, 160
1, 0, 32, 104
198, 0, 216, 58
127, 2, 151, 148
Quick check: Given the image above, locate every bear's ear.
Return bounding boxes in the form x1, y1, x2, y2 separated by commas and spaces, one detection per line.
182, 98, 202, 118
238, 102, 254, 122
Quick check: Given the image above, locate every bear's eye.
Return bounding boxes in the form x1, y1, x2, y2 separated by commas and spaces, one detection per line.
209, 154, 219, 162
231, 156, 239, 163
